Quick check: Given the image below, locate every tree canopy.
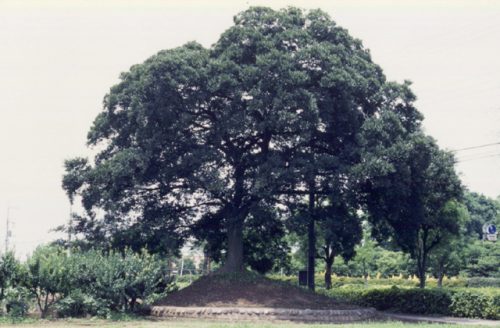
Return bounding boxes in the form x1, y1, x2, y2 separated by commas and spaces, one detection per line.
359, 129, 464, 287
63, 7, 433, 274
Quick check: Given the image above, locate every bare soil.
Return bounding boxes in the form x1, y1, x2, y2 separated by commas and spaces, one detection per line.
154, 272, 356, 310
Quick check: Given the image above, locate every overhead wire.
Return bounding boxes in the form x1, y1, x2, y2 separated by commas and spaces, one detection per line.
450, 142, 500, 152
455, 153, 500, 163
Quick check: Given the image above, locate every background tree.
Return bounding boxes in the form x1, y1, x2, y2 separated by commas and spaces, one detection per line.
429, 237, 467, 288
352, 223, 378, 283
463, 191, 500, 239
359, 128, 463, 288
464, 240, 500, 278
316, 200, 362, 289
340, 222, 415, 280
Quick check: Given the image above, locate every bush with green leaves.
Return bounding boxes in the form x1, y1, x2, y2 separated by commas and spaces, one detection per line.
63, 248, 175, 315
322, 285, 499, 319
54, 290, 107, 318
0, 252, 23, 304
16, 245, 175, 318
450, 290, 500, 320
4, 287, 30, 318
360, 287, 452, 314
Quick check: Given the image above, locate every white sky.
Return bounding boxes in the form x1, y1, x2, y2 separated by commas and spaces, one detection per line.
1, 0, 499, 258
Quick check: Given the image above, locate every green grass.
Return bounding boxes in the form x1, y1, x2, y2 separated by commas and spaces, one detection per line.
0, 318, 494, 328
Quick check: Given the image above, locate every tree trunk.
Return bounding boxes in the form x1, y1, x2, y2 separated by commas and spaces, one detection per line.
307, 189, 316, 291
437, 262, 444, 288
221, 218, 244, 273
417, 229, 429, 289
419, 272, 426, 288
437, 272, 443, 288
362, 260, 368, 286
202, 250, 211, 274
325, 258, 334, 290
417, 251, 427, 288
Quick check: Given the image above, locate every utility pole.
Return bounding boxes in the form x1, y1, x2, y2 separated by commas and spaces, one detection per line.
5, 206, 13, 253
68, 204, 73, 245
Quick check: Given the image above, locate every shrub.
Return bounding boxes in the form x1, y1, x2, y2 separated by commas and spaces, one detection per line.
0, 252, 23, 303
4, 287, 30, 318
55, 290, 108, 318
15, 246, 175, 318
358, 287, 452, 314
62, 248, 175, 315
326, 286, 499, 319
450, 290, 500, 319
321, 285, 366, 303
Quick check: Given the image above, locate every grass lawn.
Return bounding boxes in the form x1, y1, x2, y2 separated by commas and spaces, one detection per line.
0, 318, 493, 328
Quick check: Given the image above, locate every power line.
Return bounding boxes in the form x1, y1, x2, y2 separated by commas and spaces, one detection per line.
455, 153, 500, 163
451, 142, 500, 152
456, 149, 500, 161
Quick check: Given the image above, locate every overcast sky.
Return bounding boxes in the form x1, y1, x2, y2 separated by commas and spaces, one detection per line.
1, 0, 499, 258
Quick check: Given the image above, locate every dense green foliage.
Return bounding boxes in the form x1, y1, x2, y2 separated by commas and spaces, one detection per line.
0, 252, 23, 303
0, 246, 174, 319
327, 287, 499, 319
270, 274, 499, 319
463, 239, 500, 278
60, 248, 174, 315
23, 246, 69, 317
359, 130, 464, 288
360, 288, 452, 314
463, 191, 500, 239
61, 6, 429, 278
14, 5, 496, 322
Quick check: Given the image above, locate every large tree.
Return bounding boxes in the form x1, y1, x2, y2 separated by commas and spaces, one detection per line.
63, 7, 423, 273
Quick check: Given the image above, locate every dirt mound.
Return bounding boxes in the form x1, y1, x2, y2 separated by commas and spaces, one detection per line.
155, 272, 355, 310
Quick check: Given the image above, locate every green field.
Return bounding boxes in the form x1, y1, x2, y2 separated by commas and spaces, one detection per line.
0, 319, 493, 328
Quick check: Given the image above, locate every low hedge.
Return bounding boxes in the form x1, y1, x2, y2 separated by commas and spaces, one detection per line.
466, 277, 500, 288
450, 290, 500, 319
359, 287, 452, 315
324, 286, 499, 319
268, 274, 467, 288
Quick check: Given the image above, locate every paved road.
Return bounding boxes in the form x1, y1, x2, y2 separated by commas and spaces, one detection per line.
384, 312, 500, 327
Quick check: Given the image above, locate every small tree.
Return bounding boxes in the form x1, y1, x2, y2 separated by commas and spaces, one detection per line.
24, 246, 69, 318
429, 239, 466, 287
360, 129, 463, 288
66, 248, 173, 312
316, 202, 361, 289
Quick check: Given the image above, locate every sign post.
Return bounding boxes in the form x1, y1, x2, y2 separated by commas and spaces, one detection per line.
482, 223, 497, 242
